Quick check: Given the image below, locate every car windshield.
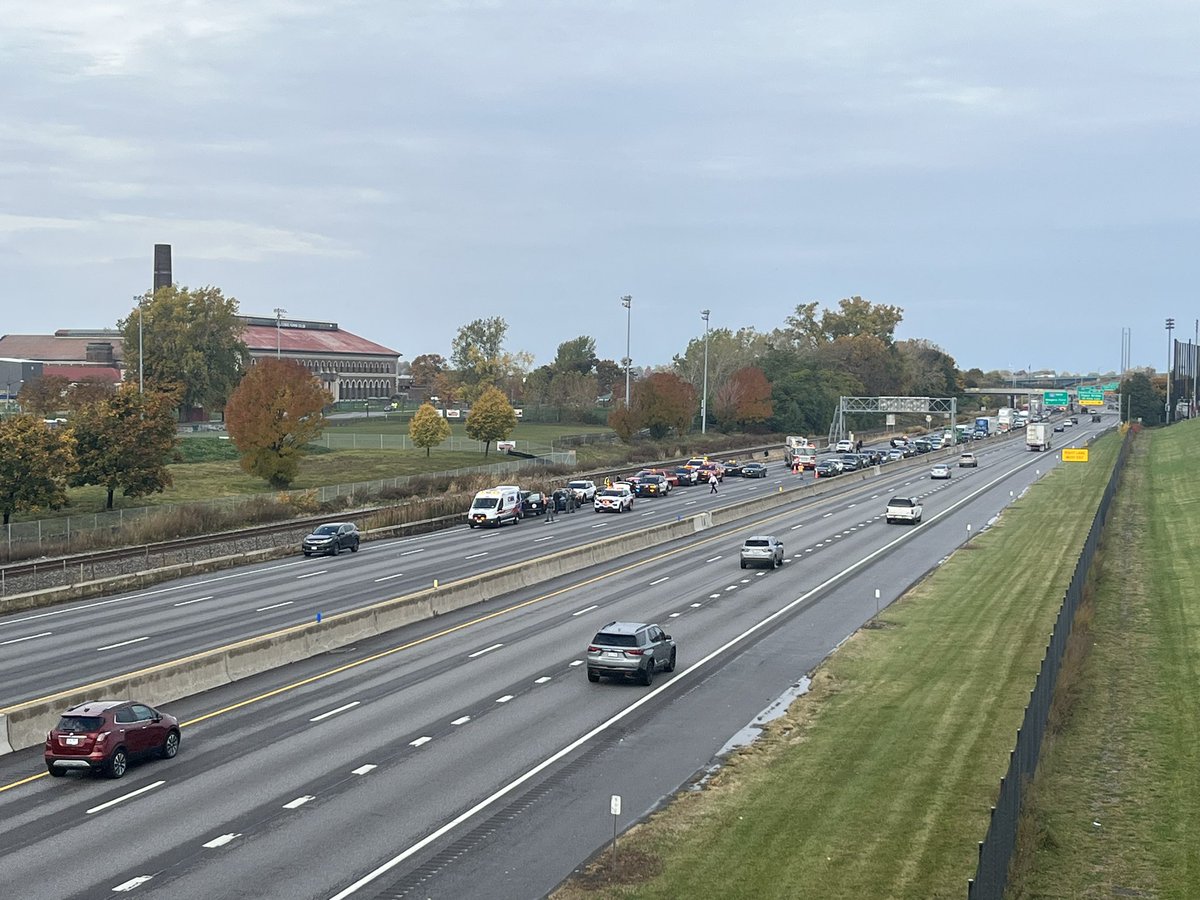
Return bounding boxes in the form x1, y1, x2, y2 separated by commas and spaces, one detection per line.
56, 715, 105, 732
527, 493, 542, 501
569, 482, 588, 489
889, 497, 914, 507
594, 632, 638, 647
313, 524, 340, 535
472, 497, 499, 509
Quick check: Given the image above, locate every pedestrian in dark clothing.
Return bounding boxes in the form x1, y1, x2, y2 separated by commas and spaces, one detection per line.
856, 439, 863, 452
708, 472, 719, 493
545, 491, 557, 522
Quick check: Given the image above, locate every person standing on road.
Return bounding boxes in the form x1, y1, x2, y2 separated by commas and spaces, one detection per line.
545, 491, 557, 523
708, 472, 719, 493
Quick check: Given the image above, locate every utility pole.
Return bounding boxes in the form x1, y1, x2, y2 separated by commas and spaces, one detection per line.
700, 309, 710, 433
274, 307, 287, 359
621, 295, 632, 407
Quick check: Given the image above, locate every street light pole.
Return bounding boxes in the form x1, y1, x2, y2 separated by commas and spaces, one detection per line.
700, 309, 710, 433
621, 295, 632, 407
274, 307, 287, 359
1166, 317, 1175, 424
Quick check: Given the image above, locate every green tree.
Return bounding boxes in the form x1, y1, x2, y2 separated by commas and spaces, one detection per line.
554, 336, 598, 376
119, 284, 249, 415
409, 353, 446, 387
409, 402, 451, 456
450, 317, 509, 401
817, 334, 903, 396
594, 359, 622, 398
464, 386, 518, 456
821, 296, 905, 345
896, 339, 959, 397
69, 385, 178, 509
17, 374, 70, 417
0, 415, 75, 524
674, 327, 767, 401
1121, 371, 1164, 424
225, 359, 331, 488
64, 378, 116, 412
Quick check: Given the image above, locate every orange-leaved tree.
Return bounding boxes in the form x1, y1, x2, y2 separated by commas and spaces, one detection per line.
225, 359, 331, 488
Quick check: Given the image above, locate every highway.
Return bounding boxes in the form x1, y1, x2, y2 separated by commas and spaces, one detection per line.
0, 420, 1106, 899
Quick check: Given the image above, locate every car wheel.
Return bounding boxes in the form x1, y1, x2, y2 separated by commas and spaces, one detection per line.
774, 556, 782, 568
46, 764, 65, 777
587, 669, 600, 683
303, 551, 311, 557
468, 523, 476, 529
665, 649, 677, 672
107, 748, 128, 779
641, 662, 655, 686
160, 730, 180, 760
332, 543, 341, 556
740, 560, 747, 569
349, 541, 359, 553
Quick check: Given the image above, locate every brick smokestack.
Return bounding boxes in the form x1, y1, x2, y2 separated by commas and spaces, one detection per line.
153, 244, 172, 291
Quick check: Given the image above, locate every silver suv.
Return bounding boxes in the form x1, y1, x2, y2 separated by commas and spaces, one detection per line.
740, 535, 784, 569
587, 622, 676, 686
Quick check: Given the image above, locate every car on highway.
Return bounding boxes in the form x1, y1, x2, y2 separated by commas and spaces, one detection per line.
1053, 423, 1065, 432
550, 488, 580, 511
835, 439, 855, 452
674, 466, 701, 486
930, 464, 951, 480
740, 535, 784, 569
720, 458, 744, 475
885, 496, 923, 524
587, 621, 676, 685
913, 439, 933, 454
594, 486, 633, 513
959, 452, 978, 467
628, 476, 665, 498
813, 459, 839, 478
741, 462, 768, 478
887, 448, 905, 462
45, 700, 180, 779
698, 463, 724, 483
302, 522, 360, 556
837, 454, 862, 472
519, 491, 548, 516
568, 480, 598, 502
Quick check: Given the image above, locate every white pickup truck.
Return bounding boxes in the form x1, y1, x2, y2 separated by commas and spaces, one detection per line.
885, 496, 923, 525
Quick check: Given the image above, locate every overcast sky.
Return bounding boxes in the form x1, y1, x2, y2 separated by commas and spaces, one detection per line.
3, 1, 1197, 375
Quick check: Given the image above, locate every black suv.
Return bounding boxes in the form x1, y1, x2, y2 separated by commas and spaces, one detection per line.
587, 622, 676, 685
302, 522, 360, 556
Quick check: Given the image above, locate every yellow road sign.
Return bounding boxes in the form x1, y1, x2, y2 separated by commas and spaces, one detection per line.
1062, 448, 1089, 462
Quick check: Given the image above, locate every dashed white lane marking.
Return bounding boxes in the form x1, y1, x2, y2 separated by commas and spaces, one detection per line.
451, 716, 471, 726
203, 833, 242, 848
373, 573, 405, 583
569, 660, 584, 667
709, 593, 721, 599
87, 780, 165, 815
805, 548, 814, 552
691, 602, 702, 608
464, 552, 489, 560
533, 536, 554, 542
352, 764, 377, 775
790, 523, 804, 530
410, 736, 432, 747
256, 601, 294, 612
669, 612, 681, 618
1, 631, 51, 645
822, 512, 832, 518
706, 555, 722, 562
496, 695, 514, 703
173, 595, 213, 607
534, 676, 552, 684
684, 500, 698, 505
282, 796, 314, 809
590, 523, 607, 529
468, 643, 503, 658
640, 511, 654, 517
871, 494, 879, 499
740, 578, 751, 583
297, 571, 326, 580
649, 576, 670, 586
400, 548, 425, 556
725, 585, 738, 592
572, 604, 599, 617
96, 636, 149, 652
848, 503, 857, 508
310, 701, 360, 722
112, 876, 154, 892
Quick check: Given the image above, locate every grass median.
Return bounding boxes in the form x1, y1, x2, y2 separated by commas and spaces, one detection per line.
1007, 421, 1200, 898
555, 433, 1122, 900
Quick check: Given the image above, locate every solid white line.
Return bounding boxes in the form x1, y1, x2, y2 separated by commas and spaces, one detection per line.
256, 601, 294, 612
451, 716, 471, 726
534, 676, 551, 684
400, 548, 425, 556
283, 796, 315, 809
173, 595, 213, 607
410, 736, 432, 747
310, 701, 360, 722
86, 780, 165, 815
496, 695, 514, 703
649, 576, 669, 586
352, 764, 377, 775
373, 573, 405, 583
203, 833, 242, 848
297, 571, 326, 580
96, 636, 149, 652
468, 643, 503, 659
0, 631, 51, 646
464, 552, 489, 560
705, 555, 722, 562
111, 876, 154, 892
571, 604, 599, 617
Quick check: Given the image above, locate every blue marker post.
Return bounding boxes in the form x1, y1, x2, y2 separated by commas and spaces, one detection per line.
315, 612, 322, 624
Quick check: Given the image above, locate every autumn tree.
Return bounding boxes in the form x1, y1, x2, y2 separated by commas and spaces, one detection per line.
225, 359, 331, 488
119, 284, 248, 415
674, 328, 767, 399
17, 374, 70, 417
631, 372, 697, 439
608, 406, 638, 443
464, 386, 518, 456
64, 378, 116, 412
69, 385, 179, 509
409, 353, 447, 388
712, 367, 773, 432
0, 415, 76, 524
409, 402, 451, 456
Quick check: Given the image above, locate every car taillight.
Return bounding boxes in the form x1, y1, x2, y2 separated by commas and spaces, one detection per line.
587, 646, 600, 652
625, 648, 644, 656
95, 731, 109, 743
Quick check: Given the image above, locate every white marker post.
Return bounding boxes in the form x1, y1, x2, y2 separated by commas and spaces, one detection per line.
966, 522, 972, 544
875, 588, 881, 618
610, 794, 621, 870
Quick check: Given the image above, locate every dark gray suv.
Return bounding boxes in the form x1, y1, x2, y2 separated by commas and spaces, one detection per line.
587, 622, 676, 686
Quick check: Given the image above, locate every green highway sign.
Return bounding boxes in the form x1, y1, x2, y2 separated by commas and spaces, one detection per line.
1078, 386, 1104, 402
1043, 391, 1069, 406
1103, 382, 1119, 391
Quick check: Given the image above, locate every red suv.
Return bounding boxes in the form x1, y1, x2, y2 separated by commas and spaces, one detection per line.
45, 700, 181, 779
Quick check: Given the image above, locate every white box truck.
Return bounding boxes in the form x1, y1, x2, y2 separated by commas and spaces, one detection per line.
1026, 422, 1052, 452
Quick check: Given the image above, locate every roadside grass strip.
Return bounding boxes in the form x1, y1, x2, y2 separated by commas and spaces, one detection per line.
554, 433, 1122, 900
1008, 421, 1200, 898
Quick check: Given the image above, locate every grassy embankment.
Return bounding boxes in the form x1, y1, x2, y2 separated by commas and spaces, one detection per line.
555, 431, 1123, 900
1006, 420, 1200, 898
